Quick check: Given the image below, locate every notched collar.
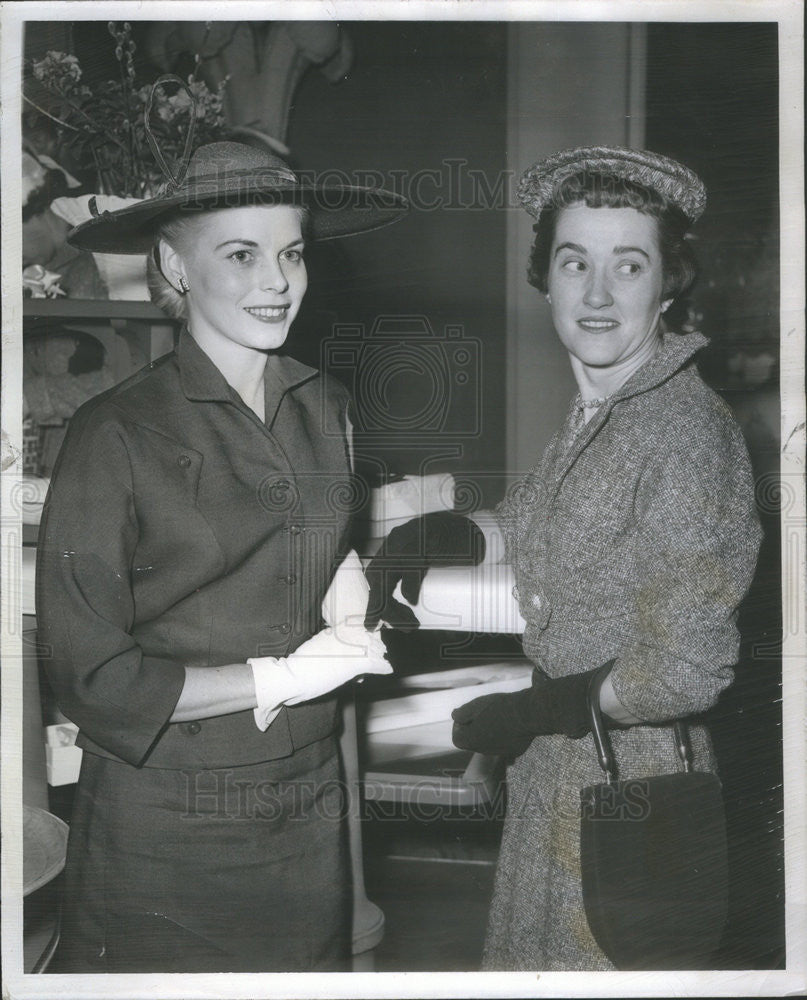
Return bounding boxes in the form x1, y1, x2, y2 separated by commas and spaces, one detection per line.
263, 352, 320, 428
177, 328, 320, 419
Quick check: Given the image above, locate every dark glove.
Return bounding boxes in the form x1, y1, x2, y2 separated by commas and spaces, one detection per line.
364, 512, 486, 631
451, 661, 617, 757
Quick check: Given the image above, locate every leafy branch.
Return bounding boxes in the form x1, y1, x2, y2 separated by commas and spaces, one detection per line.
28, 24, 227, 198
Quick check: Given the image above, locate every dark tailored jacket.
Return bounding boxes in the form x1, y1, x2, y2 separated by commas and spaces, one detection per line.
36, 329, 353, 770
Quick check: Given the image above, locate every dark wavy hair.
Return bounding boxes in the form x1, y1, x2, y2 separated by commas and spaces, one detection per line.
527, 171, 698, 300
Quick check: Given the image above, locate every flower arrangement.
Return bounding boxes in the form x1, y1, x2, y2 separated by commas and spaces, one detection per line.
28, 23, 228, 198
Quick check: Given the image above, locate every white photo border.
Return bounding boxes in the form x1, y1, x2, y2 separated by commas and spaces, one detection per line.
1, 1, 804, 997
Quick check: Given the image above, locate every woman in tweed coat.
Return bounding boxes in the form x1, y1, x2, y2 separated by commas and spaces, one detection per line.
367, 147, 762, 970
458, 147, 762, 969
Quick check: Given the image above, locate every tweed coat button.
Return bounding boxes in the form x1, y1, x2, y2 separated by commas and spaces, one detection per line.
185, 721, 201, 735
178, 454, 191, 468
532, 594, 542, 609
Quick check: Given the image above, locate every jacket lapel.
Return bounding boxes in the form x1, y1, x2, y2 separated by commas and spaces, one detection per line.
263, 353, 319, 430
176, 327, 320, 429
546, 331, 708, 505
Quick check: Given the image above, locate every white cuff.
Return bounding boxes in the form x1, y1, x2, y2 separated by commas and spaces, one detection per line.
249, 656, 293, 732
253, 704, 283, 733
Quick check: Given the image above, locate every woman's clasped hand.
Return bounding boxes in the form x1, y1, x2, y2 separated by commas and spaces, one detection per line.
249, 620, 391, 731
364, 510, 487, 631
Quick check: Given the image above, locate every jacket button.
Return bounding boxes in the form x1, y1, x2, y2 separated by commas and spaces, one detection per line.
278, 623, 291, 634
178, 455, 192, 468
289, 524, 302, 535
185, 721, 201, 735
280, 574, 297, 585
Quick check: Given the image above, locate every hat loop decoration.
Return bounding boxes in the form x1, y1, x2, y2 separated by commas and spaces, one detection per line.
144, 75, 198, 193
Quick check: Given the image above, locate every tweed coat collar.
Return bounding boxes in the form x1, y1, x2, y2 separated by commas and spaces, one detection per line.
606, 328, 708, 405
177, 326, 320, 427
548, 329, 709, 497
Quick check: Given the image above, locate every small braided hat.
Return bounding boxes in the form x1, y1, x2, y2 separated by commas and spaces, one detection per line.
517, 145, 706, 223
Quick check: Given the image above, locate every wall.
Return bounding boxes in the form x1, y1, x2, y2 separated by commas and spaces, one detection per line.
645, 22, 783, 968
290, 21, 650, 497
505, 22, 646, 478
288, 22, 508, 506
646, 22, 779, 389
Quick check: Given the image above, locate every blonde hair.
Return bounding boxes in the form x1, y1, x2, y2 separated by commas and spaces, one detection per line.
147, 252, 187, 321
147, 213, 198, 322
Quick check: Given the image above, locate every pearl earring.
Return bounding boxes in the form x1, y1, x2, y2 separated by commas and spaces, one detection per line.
661, 299, 672, 313
545, 293, 552, 304
178, 276, 190, 295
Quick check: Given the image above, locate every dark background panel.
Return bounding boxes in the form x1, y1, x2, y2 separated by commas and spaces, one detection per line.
288, 22, 508, 500
647, 22, 783, 969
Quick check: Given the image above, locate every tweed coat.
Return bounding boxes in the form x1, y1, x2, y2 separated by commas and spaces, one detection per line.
484, 331, 762, 970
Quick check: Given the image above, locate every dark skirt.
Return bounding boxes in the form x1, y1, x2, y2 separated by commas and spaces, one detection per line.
52, 736, 350, 973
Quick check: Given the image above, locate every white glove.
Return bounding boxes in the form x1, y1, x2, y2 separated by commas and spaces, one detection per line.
321, 548, 374, 637
249, 627, 391, 730
250, 552, 391, 730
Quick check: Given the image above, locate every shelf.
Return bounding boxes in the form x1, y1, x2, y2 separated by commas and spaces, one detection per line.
22, 300, 179, 478
24, 299, 172, 322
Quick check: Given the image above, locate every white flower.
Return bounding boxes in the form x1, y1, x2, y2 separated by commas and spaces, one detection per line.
33, 51, 82, 91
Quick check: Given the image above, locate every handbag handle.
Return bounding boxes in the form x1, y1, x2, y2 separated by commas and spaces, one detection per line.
587, 660, 693, 783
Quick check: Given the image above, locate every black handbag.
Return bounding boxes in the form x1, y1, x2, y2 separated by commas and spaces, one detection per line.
580, 661, 729, 970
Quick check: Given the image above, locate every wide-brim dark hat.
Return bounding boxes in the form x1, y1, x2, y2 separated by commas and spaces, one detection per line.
67, 141, 409, 255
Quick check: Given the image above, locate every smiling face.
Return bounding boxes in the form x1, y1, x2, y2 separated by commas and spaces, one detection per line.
160, 204, 308, 359
547, 205, 667, 381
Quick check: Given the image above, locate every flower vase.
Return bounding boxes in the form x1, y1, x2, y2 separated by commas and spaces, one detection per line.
49, 194, 149, 301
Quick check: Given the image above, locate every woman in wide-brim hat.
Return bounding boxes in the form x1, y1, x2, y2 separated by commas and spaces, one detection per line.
37, 140, 406, 973
365, 146, 762, 969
